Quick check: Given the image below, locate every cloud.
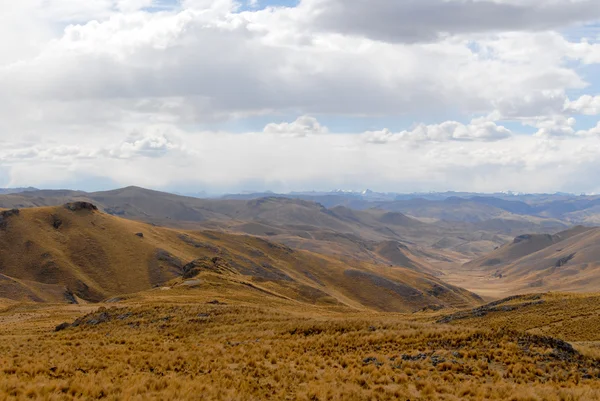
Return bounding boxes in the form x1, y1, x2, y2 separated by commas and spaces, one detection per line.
263, 116, 328, 137
1, 0, 600, 194
1, 118, 600, 194
577, 122, 600, 137
1, 6, 595, 130
533, 116, 577, 137
364, 120, 512, 144
566, 95, 600, 115
105, 128, 181, 159
303, 0, 600, 44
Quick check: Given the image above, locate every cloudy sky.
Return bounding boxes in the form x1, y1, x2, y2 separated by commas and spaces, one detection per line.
2, 0, 600, 194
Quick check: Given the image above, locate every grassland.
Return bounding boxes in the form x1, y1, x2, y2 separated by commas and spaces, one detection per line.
3, 287, 600, 400
440, 293, 600, 342
4, 201, 600, 399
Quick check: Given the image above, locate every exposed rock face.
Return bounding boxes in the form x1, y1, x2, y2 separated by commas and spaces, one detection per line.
64, 202, 98, 212
556, 253, 576, 268
183, 257, 229, 278
513, 234, 533, 244
51, 215, 63, 229
513, 234, 553, 244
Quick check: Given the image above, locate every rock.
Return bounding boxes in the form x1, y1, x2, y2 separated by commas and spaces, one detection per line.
181, 280, 201, 287
71, 307, 111, 327
135, 232, 144, 238
55, 322, 71, 332
63, 290, 78, 304
513, 234, 533, 244
182, 257, 225, 278
86, 312, 110, 326
50, 214, 63, 229
64, 202, 98, 212
156, 250, 183, 269
430, 355, 446, 366
556, 253, 576, 268
0, 209, 20, 218
363, 357, 383, 366
401, 353, 428, 361
0, 209, 20, 229
207, 300, 226, 305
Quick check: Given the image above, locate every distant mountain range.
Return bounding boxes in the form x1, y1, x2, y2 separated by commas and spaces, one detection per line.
222, 189, 581, 202
221, 190, 600, 225
0, 187, 38, 195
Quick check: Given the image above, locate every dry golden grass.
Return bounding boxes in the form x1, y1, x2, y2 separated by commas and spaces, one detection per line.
439, 293, 600, 342
3, 288, 600, 401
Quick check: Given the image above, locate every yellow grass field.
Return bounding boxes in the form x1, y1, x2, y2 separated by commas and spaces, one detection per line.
3, 285, 600, 400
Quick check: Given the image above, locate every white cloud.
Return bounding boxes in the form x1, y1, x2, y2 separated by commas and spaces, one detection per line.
533, 116, 577, 137
364, 120, 512, 144
104, 127, 182, 159
264, 116, 329, 137
3, 122, 600, 194
1, 0, 600, 193
1, 6, 596, 128
579, 122, 600, 137
566, 95, 600, 115
116, 0, 154, 13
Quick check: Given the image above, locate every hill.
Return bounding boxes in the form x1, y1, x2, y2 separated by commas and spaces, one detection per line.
463, 226, 594, 270
0, 203, 481, 312
443, 226, 600, 296
438, 292, 600, 343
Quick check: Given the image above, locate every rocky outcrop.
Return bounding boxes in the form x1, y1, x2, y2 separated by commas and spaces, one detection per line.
64, 202, 98, 212
0, 209, 19, 229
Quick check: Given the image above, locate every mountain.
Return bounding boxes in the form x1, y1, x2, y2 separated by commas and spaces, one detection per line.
460, 226, 600, 294
224, 190, 600, 226
0, 203, 482, 311
464, 226, 593, 270
0, 187, 38, 195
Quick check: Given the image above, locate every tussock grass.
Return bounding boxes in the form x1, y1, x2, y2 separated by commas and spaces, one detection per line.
3, 296, 600, 400
440, 293, 600, 342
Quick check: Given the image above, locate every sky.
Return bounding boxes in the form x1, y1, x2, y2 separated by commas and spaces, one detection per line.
1, 0, 600, 194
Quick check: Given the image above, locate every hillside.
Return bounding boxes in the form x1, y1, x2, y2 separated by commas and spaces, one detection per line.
464, 226, 594, 270
442, 226, 600, 297
0, 203, 481, 312
438, 292, 600, 342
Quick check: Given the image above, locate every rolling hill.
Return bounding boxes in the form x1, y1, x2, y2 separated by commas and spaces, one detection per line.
451, 226, 600, 295
0, 203, 482, 311
438, 292, 600, 342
